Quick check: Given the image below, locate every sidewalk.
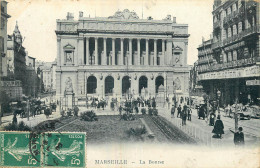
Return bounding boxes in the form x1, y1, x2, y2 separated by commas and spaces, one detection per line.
0, 111, 61, 129
158, 107, 260, 147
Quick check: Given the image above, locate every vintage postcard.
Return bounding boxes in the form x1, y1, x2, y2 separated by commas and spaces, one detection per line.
0, 0, 259, 167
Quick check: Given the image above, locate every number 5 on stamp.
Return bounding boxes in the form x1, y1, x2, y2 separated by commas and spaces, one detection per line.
42, 132, 86, 168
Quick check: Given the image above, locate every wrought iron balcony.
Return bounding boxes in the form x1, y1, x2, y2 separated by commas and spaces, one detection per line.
222, 25, 259, 46
198, 57, 258, 73
213, 21, 221, 29
211, 41, 222, 49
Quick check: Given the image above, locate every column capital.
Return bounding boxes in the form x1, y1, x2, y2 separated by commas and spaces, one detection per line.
128, 38, 133, 41
145, 38, 149, 41
120, 38, 124, 41
103, 37, 107, 40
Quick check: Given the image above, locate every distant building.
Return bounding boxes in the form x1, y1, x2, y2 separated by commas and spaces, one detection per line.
25, 52, 39, 97
197, 0, 260, 106
51, 61, 57, 92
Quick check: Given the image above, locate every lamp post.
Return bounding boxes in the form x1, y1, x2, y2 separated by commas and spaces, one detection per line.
217, 90, 221, 117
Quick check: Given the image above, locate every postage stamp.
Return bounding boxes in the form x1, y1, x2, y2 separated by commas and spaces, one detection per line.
0, 131, 41, 167
42, 132, 86, 167
0, 131, 86, 168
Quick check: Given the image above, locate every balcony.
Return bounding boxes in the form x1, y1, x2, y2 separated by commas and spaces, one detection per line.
198, 57, 214, 65
223, 9, 241, 25
211, 41, 222, 49
213, 21, 221, 29
198, 57, 257, 73
246, 1, 257, 10
222, 25, 259, 47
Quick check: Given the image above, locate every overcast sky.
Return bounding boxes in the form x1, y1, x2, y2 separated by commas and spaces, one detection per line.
6, 0, 213, 65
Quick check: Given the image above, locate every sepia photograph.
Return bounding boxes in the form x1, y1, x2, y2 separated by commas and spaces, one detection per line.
0, 0, 259, 167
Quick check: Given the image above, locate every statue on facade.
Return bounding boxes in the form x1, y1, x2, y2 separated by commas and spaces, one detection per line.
173, 77, 181, 91
65, 77, 73, 93
108, 9, 139, 20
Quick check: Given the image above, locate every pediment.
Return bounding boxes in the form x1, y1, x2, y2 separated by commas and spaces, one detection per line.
173, 46, 183, 51
63, 43, 75, 50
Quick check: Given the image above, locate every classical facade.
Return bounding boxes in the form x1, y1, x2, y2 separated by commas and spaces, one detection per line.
197, 0, 260, 106
56, 10, 190, 103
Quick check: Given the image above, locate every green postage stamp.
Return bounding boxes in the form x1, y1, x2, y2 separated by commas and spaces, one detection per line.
0, 131, 86, 167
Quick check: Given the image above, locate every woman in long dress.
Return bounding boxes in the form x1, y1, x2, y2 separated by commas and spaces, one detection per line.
212, 116, 224, 138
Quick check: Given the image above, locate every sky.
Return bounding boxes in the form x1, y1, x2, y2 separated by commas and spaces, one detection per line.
6, 0, 213, 65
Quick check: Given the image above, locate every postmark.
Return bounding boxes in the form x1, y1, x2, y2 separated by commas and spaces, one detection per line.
0, 131, 86, 168
42, 132, 86, 167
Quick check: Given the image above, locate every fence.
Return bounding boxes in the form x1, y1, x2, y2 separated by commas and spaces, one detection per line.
171, 118, 223, 147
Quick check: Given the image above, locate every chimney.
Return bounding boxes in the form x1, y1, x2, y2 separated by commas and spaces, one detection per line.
173, 17, 176, 23
79, 11, 83, 18
66, 12, 74, 20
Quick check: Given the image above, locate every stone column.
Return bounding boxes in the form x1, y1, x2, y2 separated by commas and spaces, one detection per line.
184, 42, 188, 65
112, 38, 115, 65
86, 37, 89, 65
95, 37, 98, 65
167, 40, 172, 65
103, 38, 107, 65
238, 22, 242, 33
129, 38, 132, 65
57, 38, 61, 66
120, 38, 124, 65
154, 39, 157, 66
137, 39, 140, 65
145, 39, 149, 65
162, 40, 165, 65
77, 37, 83, 65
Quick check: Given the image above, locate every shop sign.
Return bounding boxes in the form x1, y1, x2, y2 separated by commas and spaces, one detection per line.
246, 80, 260, 86
198, 65, 260, 80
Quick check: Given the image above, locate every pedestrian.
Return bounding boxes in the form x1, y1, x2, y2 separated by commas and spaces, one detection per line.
209, 112, 215, 126
177, 105, 182, 118
225, 104, 230, 117
119, 105, 123, 117
234, 127, 245, 146
212, 116, 224, 138
171, 104, 175, 118
182, 107, 187, 126
187, 107, 192, 121
12, 114, 17, 125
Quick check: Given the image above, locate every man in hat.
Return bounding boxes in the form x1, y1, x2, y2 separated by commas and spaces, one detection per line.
234, 127, 245, 146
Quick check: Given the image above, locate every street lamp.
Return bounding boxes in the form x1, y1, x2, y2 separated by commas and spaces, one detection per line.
217, 90, 221, 116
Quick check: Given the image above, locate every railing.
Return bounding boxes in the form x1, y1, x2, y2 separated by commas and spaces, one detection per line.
211, 40, 222, 49
222, 25, 259, 46
198, 58, 214, 65
198, 57, 257, 73
213, 21, 221, 29
223, 9, 241, 24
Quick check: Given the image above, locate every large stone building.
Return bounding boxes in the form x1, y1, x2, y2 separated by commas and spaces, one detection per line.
197, 0, 259, 106
56, 10, 190, 104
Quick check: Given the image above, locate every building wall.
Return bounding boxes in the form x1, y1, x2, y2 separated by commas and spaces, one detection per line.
0, 1, 10, 77
197, 0, 260, 106
56, 10, 190, 103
